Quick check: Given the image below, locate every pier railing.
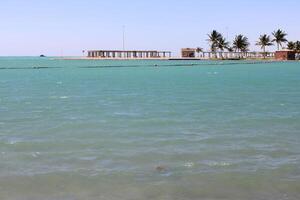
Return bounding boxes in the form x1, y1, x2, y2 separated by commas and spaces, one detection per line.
198, 51, 275, 59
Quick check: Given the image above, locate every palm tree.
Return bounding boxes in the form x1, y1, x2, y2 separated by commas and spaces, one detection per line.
207, 30, 222, 57
233, 34, 250, 58
295, 41, 300, 52
217, 37, 229, 51
272, 29, 288, 50
287, 41, 295, 50
227, 46, 234, 52
196, 47, 203, 57
217, 36, 229, 59
233, 35, 250, 52
256, 34, 273, 58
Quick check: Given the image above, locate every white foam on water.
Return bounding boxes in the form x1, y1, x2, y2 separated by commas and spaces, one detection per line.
68, 116, 78, 120
207, 161, 231, 167
114, 111, 139, 117
7, 139, 21, 145
56, 81, 63, 84
79, 156, 97, 161
161, 172, 173, 177
49, 95, 70, 99
31, 152, 41, 158
184, 162, 195, 168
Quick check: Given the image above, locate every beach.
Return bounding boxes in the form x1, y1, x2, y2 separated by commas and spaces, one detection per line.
0, 57, 300, 200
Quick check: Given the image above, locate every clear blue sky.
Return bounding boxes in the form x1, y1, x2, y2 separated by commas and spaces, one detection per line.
0, 0, 299, 56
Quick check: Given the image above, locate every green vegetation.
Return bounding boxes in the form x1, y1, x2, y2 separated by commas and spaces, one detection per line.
272, 29, 288, 50
203, 29, 299, 60
256, 34, 273, 58
287, 41, 300, 52
196, 47, 203, 57
207, 30, 222, 57
217, 37, 230, 58
287, 41, 295, 50
295, 41, 300, 52
233, 35, 250, 53
207, 30, 230, 58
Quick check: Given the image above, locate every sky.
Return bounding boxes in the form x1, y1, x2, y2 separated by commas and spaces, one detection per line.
0, 0, 299, 56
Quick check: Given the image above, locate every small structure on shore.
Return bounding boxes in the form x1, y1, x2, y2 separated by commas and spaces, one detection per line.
87, 50, 171, 59
181, 48, 196, 58
275, 50, 296, 60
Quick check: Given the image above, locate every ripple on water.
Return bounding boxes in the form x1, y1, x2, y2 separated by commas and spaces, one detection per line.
79, 156, 98, 161
49, 96, 70, 99
60, 96, 69, 99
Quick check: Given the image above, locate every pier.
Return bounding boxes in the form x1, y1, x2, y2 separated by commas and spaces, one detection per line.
200, 51, 275, 59
84, 49, 280, 60
88, 50, 172, 59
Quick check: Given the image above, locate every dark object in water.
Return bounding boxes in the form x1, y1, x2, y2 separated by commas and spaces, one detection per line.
39, 55, 46, 57
155, 165, 167, 173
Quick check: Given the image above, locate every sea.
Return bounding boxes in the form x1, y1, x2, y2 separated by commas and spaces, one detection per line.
0, 57, 299, 200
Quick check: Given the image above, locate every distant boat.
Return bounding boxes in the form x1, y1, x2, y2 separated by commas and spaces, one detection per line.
39, 55, 46, 57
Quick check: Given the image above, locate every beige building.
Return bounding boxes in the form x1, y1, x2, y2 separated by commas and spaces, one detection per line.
181, 48, 196, 58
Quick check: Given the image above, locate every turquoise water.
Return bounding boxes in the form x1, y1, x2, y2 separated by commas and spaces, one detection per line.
0, 57, 300, 200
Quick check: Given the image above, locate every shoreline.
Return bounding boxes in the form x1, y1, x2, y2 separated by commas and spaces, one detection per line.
54, 56, 298, 62
59, 57, 206, 61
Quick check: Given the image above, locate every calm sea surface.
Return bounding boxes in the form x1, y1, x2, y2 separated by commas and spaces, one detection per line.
0, 57, 300, 200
